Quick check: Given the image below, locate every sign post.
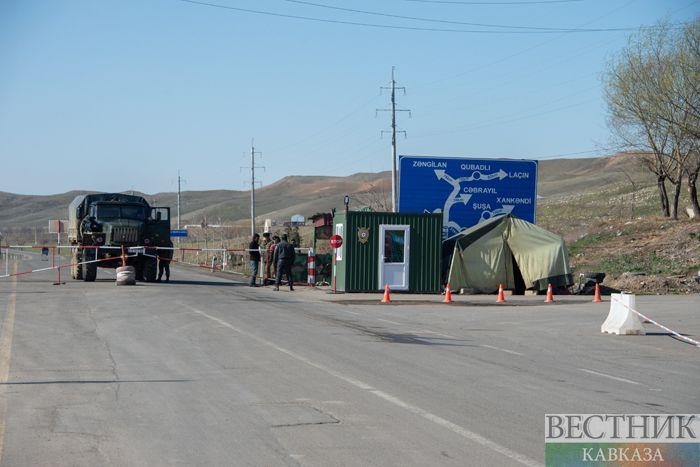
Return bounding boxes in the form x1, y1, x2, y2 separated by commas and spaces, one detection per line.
48, 220, 67, 285
329, 234, 343, 294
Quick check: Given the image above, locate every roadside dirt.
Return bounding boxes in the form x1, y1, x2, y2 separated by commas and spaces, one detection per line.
560, 217, 700, 295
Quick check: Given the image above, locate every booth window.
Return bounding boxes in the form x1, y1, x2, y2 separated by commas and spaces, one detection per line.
384, 230, 405, 263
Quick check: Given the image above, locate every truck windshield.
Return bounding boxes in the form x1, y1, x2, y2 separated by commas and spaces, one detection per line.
96, 205, 147, 220
121, 205, 147, 220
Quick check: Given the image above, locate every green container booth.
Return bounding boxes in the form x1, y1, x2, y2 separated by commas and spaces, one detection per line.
332, 211, 442, 293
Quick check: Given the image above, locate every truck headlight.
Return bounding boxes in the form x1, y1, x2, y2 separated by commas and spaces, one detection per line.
94, 236, 105, 245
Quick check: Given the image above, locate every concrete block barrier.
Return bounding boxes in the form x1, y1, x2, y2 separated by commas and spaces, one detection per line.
601, 293, 645, 335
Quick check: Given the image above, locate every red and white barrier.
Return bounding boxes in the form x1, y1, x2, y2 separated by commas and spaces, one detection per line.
307, 248, 315, 286
0, 253, 139, 280
606, 294, 700, 347
1, 245, 319, 284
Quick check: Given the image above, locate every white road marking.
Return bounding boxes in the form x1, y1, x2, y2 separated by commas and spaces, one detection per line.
376, 318, 402, 325
0, 264, 18, 464
188, 306, 542, 467
481, 344, 524, 356
369, 389, 541, 467
339, 309, 360, 316
578, 368, 641, 386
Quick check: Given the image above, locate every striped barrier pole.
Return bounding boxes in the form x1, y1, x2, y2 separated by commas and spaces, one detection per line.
307, 248, 315, 286
0, 254, 139, 280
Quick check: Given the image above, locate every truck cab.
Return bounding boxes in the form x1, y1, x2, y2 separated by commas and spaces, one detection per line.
68, 194, 171, 282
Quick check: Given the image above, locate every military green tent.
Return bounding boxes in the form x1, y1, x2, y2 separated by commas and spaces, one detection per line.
445, 215, 573, 293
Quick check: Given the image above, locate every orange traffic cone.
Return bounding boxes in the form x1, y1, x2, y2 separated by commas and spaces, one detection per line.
496, 283, 506, 303
443, 284, 453, 303
381, 283, 391, 303
544, 283, 555, 303
593, 283, 603, 303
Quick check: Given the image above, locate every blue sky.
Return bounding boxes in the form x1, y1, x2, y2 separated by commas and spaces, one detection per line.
1, 0, 698, 195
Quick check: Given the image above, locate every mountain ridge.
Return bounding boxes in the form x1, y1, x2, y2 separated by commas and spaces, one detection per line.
0, 154, 655, 230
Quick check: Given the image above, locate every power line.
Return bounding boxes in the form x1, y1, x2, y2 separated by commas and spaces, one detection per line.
293, 109, 381, 160
176, 0, 683, 34
281, 0, 607, 32
416, 31, 612, 116
534, 145, 629, 159
403, 0, 584, 4
413, 0, 640, 88
267, 94, 381, 153
412, 95, 598, 139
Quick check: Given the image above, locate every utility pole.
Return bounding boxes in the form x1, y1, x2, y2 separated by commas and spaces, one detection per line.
175, 171, 187, 262
177, 171, 184, 231
242, 140, 264, 236
377, 66, 410, 212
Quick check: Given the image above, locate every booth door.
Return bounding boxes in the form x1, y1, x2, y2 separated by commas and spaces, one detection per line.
378, 225, 410, 291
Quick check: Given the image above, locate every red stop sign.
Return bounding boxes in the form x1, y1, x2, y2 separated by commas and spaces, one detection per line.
329, 234, 343, 249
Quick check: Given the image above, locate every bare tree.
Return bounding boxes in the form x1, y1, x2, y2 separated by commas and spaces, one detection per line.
677, 19, 700, 217
651, 18, 699, 218
618, 168, 639, 219
605, 25, 675, 217
605, 18, 700, 219
352, 178, 392, 212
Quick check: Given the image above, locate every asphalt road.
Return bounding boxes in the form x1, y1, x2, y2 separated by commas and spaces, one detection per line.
0, 252, 698, 466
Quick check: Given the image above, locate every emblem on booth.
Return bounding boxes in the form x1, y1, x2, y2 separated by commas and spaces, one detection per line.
357, 227, 370, 244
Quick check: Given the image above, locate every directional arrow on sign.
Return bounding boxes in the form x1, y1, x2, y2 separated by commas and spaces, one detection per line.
434, 169, 455, 184
479, 205, 515, 223
436, 168, 507, 183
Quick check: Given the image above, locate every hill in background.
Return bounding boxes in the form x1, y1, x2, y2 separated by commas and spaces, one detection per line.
0, 172, 389, 231
0, 154, 653, 230
1, 153, 698, 294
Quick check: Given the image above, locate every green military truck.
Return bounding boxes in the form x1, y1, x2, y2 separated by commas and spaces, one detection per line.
68, 193, 172, 282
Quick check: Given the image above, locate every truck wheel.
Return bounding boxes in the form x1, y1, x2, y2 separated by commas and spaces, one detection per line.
84, 262, 97, 282
144, 256, 157, 282
83, 249, 97, 282
83, 260, 97, 282
71, 250, 83, 280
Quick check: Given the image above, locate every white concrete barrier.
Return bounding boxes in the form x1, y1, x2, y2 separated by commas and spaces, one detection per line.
601, 293, 646, 335
116, 266, 136, 286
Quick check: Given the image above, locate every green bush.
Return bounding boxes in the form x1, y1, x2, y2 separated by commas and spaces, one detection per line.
598, 253, 679, 276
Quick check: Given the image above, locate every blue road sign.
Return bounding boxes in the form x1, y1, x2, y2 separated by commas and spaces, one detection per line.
398, 156, 538, 239
170, 229, 188, 237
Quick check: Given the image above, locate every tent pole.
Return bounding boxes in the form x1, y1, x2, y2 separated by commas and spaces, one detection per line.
502, 233, 509, 289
